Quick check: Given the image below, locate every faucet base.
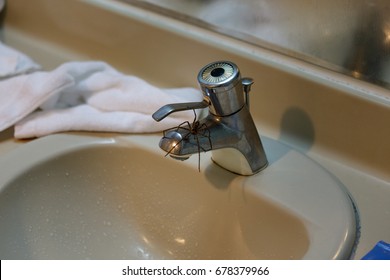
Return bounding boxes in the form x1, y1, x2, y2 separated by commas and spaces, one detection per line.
212, 148, 268, 175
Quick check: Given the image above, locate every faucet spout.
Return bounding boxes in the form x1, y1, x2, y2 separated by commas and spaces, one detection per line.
152, 61, 268, 175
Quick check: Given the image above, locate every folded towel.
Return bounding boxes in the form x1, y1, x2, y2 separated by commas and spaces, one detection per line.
0, 42, 41, 78
0, 60, 203, 138
0, 69, 73, 134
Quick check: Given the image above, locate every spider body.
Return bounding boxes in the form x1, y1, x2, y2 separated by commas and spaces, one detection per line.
162, 110, 212, 172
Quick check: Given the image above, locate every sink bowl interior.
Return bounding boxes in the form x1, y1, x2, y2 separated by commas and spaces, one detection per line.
0, 141, 309, 259
0, 134, 357, 259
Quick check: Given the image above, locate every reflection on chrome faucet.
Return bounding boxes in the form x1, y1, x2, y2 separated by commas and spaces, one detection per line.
152, 61, 268, 175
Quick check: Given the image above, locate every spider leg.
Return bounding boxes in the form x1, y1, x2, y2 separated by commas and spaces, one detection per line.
194, 133, 201, 172
162, 121, 191, 137
196, 123, 213, 151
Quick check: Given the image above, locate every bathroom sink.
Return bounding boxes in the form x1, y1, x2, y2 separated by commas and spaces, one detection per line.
0, 134, 358, 259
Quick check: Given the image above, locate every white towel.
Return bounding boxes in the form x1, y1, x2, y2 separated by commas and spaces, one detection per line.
0, 42, 41, 78
0, 60, 203, 139
0, 69, 73, 134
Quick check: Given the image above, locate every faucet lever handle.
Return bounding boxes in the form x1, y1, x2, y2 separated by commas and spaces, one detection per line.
242, 77, 254, 110
152, 99, 209, 122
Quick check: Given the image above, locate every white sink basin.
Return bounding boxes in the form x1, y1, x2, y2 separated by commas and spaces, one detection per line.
0, 134, 358, 259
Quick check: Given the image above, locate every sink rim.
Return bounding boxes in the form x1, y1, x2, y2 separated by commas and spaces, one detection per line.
0, 133, 359, 259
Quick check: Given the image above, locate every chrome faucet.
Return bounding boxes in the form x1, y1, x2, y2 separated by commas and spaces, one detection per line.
152, 61, 268, 175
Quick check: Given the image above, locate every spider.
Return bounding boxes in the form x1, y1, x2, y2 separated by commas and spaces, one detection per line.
162, 109, 212, 172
